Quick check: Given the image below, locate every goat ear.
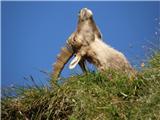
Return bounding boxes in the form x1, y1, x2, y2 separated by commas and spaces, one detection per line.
69, 55, 81, 69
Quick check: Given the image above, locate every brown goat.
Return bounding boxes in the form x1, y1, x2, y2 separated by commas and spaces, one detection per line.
52, 8, 135, 80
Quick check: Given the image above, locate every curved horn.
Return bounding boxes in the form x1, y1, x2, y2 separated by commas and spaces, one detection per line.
52, 44, 73, 79
51, 32, 76, 85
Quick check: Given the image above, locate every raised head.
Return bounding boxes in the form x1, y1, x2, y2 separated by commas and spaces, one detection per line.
78, 8, 93, 21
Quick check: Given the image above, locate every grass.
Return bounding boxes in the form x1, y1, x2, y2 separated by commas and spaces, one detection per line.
1, 51, 160, 120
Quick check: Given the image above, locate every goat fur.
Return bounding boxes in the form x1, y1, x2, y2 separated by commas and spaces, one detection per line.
69, 8, 135, 74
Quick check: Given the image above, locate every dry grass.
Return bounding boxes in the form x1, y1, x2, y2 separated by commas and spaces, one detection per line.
1, 52, 160, 120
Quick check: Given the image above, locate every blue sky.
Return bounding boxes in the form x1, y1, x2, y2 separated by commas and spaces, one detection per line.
2, 1, 159, 87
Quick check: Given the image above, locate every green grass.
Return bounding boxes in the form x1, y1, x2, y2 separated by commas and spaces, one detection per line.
1, 52, 160, 120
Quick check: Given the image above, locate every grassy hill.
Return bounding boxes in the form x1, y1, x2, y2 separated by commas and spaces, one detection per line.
1, 51, 160, 120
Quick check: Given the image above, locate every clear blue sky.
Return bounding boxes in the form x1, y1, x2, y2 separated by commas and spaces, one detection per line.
2, 1, 159, 87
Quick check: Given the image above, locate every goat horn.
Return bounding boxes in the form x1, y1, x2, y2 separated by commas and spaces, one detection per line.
52, 44, 73, 79
51, 33, 75, 86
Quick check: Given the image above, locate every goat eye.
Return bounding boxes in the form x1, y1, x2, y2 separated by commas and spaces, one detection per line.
78, 10, 81, 14
78, 11, 80, 16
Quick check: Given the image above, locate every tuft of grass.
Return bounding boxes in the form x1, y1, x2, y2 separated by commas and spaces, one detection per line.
149, 51, 160, 68
1, 52, 160, 120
